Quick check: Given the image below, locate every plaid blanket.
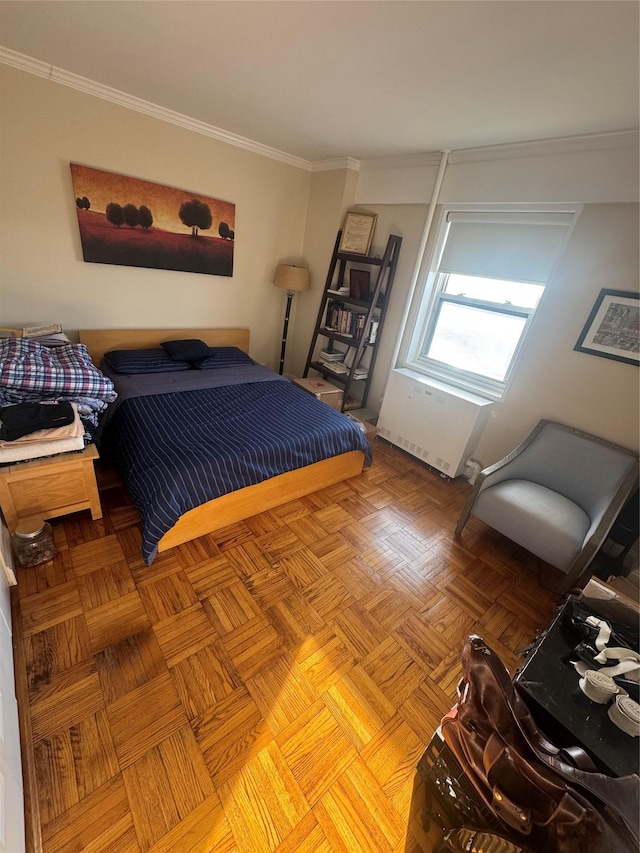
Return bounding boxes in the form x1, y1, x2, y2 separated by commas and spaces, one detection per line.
0, 338, 116, 429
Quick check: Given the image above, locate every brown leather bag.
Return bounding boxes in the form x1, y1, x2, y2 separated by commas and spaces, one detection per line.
440, 635, 639, 853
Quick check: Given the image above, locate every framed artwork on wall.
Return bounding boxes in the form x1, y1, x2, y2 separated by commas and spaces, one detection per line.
338, 211, 377, 255
70, 164, 235, 277
574, 288, 639, 366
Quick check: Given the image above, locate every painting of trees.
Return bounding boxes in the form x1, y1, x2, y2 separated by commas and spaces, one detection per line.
138, 205, 153, 229
105, 202, 124, 228
123, 203, 140, 228
70, 163, 235, 276
179, 199, 213, 236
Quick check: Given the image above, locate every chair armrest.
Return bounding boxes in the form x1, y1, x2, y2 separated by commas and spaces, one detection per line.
559, 464, 639, 593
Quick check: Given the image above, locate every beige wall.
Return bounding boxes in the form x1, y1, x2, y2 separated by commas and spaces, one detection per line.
291, 194, 429, 410
2, 63, 638, 466
349, 204, 428, 413
440, 143, 639, 205
352, 136, 639, 463
476, 202, 639, 462
287, 168, 359, 377
358, 200, 639, 462
0, 65, 311, 369
356, 137, 639, 206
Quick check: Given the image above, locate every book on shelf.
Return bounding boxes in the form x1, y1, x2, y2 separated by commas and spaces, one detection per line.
325, 301, 367, 338
319, 348, 344, 362
353, 368, 369, 379
367, 320, 380, 344
320, 361, 348, 374
327, 287, 350, 297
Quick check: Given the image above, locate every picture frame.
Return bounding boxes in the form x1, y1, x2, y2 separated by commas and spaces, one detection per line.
574, 288, 639, 366
349, 268, 370, 300
338, 211, 377, 255
70, 163, 235, 277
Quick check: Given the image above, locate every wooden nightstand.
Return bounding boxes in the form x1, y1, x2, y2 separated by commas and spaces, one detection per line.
0, 444, 102, 532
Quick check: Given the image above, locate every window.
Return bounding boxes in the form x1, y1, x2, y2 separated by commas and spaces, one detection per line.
406, 208, 575, 399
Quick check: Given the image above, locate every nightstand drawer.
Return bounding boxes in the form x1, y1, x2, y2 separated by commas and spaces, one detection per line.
11, 469, 88, 516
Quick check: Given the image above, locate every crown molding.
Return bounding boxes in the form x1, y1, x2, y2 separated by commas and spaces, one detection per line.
0, 46, 314, 171
311, 157, 360, 173
448, 129, 639, 164
0, 47, 51, 79
359, 152, 443, 170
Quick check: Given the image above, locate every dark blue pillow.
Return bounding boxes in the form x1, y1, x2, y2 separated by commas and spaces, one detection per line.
161, 338, 211, 361
194, 347, 255, 369
103, 348, 190, 374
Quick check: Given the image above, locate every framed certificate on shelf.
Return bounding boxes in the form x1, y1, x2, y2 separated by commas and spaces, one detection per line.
338, 212, 377, 255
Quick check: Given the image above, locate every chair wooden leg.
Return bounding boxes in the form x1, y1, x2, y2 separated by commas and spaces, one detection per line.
456, 480, 484, 536
455, 511, 470, 536
558, 567, 595, 595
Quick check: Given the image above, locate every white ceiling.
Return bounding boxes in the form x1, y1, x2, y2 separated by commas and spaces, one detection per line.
0, 1, 638, 164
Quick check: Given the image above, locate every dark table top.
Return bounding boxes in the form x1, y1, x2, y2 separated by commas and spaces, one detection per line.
515, 598, 639, 779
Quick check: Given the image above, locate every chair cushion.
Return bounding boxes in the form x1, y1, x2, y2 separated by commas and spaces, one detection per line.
473, 479, 591, 572
500, 423, 637, 518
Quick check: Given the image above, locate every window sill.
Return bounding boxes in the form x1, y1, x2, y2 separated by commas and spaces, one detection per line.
398, 365, 501, 404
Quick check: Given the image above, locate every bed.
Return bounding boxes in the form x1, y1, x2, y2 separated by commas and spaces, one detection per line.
79, 328, 371, 563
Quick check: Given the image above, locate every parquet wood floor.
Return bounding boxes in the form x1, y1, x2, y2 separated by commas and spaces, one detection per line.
12, 439, 560, 853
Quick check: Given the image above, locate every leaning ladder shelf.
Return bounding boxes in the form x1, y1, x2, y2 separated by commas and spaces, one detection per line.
303, 230, 402, 412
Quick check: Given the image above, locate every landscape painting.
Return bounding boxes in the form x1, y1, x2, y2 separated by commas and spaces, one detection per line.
70, 164, 235, 277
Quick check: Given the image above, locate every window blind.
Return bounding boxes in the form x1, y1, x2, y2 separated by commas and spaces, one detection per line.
439, 211, 574, 283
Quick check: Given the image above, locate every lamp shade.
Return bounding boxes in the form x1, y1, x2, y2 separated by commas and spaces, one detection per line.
274, 264, 310, 292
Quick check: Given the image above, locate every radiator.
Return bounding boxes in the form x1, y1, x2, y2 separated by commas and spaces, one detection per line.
377, 368, 493, 478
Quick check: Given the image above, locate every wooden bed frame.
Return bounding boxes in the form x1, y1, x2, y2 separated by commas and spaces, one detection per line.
79, 328, 366, 554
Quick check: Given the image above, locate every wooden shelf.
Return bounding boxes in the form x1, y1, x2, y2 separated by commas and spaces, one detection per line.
335, 250, 385, 265
309, 361, 368, 384
303, 230, 402, 413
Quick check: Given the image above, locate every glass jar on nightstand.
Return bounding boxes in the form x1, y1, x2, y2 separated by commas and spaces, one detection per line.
12, 518, 56, 567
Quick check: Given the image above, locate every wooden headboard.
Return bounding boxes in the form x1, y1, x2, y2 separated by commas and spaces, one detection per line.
78, 328, 250, 367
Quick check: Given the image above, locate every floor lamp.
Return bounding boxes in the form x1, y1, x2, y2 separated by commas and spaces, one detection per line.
274, 264, 310, 375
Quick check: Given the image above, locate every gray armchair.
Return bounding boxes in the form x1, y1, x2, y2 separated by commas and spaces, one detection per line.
456, 420, 639, 593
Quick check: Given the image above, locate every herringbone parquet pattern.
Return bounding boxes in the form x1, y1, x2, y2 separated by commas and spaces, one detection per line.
13, 439, 559, 853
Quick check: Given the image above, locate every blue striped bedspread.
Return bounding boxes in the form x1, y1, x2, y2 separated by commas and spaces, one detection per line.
99, 367, 372, 563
